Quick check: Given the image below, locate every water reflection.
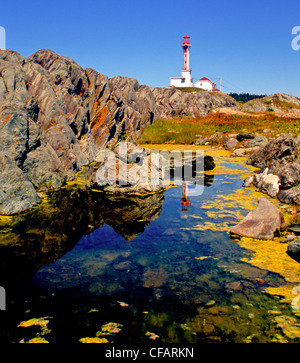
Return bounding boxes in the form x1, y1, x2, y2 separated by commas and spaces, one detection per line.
0, 170, 215, 277
3, 159, 295, 343
0, 189, 167, 282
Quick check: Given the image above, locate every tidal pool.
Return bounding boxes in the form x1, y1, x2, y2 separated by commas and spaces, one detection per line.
1, 147, 300, 343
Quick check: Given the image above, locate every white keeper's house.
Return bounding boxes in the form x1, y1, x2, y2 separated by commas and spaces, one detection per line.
194, 77, 219, 92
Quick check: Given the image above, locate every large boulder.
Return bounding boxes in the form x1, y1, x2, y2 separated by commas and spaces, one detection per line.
230, 198, 286, 240
247, 134, 298, 169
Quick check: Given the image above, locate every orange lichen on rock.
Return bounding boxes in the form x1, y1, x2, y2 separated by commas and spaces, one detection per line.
91, 104, 108, 144
3, 115, 12, 123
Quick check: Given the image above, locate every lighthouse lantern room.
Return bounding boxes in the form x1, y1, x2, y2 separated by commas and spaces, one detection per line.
170, 35, 193, 88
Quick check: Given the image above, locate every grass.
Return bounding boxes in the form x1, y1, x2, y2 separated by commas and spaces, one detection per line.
139, 112, 300, 145
174, 87, 205, 93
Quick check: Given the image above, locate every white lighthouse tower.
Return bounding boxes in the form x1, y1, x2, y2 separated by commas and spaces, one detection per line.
170, 35, 193, 88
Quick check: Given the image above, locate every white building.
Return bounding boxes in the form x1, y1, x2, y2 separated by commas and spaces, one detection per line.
170, 36, 193, 88
194, 77, 219, 92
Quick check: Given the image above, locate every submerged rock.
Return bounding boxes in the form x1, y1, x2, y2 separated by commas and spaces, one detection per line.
226, 281, 243, 291
230, 198, 286, 240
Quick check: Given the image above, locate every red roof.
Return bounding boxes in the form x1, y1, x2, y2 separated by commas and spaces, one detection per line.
199, 77, 212, 82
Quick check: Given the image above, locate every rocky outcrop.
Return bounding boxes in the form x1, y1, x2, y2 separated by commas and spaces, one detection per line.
230, 198, 286, 240
241, 93, 300, 113
0, 49, 161, 214
0, 49, 235, 215
151, 87, 236, 119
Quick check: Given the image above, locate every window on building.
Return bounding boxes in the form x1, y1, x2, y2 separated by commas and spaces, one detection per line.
181, 79, 185, 83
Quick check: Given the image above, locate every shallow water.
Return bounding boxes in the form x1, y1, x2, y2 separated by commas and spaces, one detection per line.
1, 148, 300, 343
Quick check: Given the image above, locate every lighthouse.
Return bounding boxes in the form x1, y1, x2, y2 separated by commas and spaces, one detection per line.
170, 35, 193, 88
182, 35, 191, 72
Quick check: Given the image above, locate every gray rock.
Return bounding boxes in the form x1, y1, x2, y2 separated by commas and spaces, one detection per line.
244, 135, 268, 148
0, 154, 40, 215
232, 147, 260, 157
275, 163, 300, 190
256, 169, 281, 198
209, 132, 223, 145
287, 240, 300, 261
278, 186, 300, 205
194, 135, 207, 145
294, 135, 300, 148
247, 134, 298, 169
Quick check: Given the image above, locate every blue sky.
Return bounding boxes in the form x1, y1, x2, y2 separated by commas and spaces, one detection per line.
1, 0, 300, 96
